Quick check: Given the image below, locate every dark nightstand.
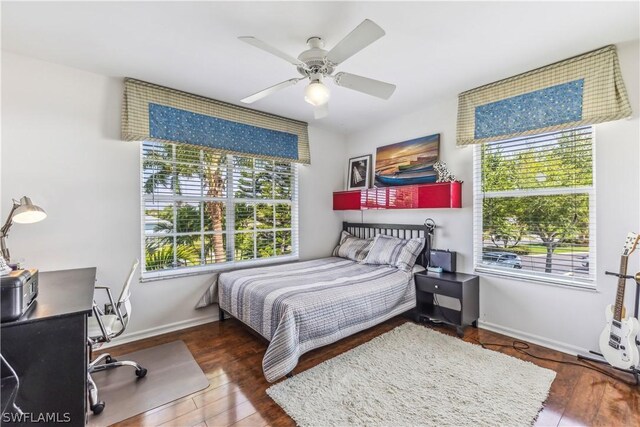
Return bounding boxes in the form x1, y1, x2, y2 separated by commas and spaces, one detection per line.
413, 271, 479, 337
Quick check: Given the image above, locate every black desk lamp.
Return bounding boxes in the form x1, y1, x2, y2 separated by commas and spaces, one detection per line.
424, 218, 436, 267
0, 196, 47, 262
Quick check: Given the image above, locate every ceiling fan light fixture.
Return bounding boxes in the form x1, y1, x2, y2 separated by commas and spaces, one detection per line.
240, 19, 395, 118
304, 80, 330, 106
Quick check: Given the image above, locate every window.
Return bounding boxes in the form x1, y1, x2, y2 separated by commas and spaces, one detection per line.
141, 141, 298, 278
473, 127, 595, 286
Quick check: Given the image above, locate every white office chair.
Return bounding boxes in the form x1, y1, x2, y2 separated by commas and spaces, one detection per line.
87, 259, 147, 415
1, 354, 23, 416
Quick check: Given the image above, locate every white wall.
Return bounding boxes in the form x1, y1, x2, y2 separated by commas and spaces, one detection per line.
0, 51, 346, 340
3, 40, 638, 354
343, 40, 640, 354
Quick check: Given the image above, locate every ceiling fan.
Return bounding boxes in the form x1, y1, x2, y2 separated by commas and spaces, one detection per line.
239, 19, 396, 119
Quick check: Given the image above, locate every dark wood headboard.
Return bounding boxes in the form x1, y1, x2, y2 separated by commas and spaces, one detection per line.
342, 221, 430, 267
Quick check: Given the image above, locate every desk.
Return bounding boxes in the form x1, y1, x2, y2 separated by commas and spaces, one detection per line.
1, 267, 95, 426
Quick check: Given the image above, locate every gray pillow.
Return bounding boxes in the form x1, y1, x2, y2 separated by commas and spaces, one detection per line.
332, 231, 374, 262
363, 234, 425, 272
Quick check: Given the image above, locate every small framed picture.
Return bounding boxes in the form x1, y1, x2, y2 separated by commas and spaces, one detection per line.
347, 155, 372, 190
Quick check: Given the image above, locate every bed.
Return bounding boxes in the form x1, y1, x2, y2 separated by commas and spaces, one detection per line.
217, 222, 428, 382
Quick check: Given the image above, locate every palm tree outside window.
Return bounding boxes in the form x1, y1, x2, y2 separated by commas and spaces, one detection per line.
142, 141, 297, 277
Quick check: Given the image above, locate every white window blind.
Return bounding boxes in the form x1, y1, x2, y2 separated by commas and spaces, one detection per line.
141, 141, 298, 280
473, 127, 596, 287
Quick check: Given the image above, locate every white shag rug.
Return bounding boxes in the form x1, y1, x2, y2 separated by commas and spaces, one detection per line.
267, 323, 556, 427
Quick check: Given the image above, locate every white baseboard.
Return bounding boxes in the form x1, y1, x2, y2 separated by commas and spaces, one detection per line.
100, 315, 218, 349
99, 315, 588, 358
478, 320, 587, 357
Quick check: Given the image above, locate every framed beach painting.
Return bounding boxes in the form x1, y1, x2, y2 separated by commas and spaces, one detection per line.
374, 134, 440, 187
347, 155, 372, 190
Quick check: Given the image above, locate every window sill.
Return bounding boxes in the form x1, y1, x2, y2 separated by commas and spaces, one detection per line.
140, 254, 299, 283
474, 266, 599, 293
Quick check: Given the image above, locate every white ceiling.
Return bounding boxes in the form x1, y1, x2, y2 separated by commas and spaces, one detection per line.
2, 1, 638, 135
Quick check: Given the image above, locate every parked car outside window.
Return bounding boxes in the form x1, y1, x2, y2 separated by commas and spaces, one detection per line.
482, 252, 522, 269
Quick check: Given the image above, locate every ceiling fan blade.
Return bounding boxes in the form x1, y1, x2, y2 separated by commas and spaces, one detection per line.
333, 72, 396, 100
238, 36, 307, 68
326, 19, 385, 65
241, 78, 302, 104
314, 103, 329, 119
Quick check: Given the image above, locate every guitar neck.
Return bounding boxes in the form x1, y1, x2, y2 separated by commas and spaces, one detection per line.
614, 255, 628, 321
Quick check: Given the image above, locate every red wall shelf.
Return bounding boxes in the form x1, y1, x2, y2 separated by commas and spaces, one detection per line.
333, 182, 462, 210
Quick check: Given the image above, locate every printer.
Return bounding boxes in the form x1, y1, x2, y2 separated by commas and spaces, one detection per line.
1, 269, 38, 322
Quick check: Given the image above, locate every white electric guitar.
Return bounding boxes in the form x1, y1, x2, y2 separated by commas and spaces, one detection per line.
599, 232, 640, 370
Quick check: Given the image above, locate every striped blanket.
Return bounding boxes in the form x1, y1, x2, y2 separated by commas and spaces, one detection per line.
218, 257, 417, 382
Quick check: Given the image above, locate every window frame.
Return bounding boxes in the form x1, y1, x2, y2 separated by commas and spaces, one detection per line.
140, 143, 299, 282
472, 127, 597, 289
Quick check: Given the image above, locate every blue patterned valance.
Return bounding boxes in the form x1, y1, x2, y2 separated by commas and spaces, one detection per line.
122, 79, 310, 164
148, 104, 299, 160
475, 80, 584, 139
457, 45, 632, 146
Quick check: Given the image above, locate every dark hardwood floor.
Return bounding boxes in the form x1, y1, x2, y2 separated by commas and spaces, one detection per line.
99, 317, 640, 427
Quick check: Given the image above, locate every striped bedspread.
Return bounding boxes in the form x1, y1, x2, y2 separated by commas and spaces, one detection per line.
218, 257, 416, 382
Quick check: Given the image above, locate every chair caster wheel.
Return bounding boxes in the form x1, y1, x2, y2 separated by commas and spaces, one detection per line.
135, 368, 147, 378
91, 402, 105, 415
105, 356, 117, 363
